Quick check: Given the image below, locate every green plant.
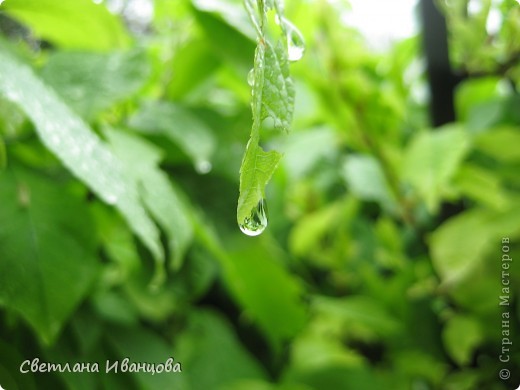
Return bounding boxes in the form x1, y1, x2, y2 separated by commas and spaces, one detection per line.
0, 0, 519, 389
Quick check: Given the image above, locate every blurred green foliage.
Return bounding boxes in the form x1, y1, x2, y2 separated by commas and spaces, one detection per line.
0, 0, 519, 389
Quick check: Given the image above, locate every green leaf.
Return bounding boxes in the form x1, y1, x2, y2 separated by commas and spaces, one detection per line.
430, 206, 520, 284
41, 50, 151, 120
192, 0, 256, 40
0, 48, 163, 274
474, 126, 520, 163
283, 126, 337, 180
0, 166, 98, 343
454, 76, 502, 121
467, 96, 520, 133
175, 309, 267, 390
237, 40, 295, 225
402, 125, 470, 212
261, 41, 295, 132
104, 128, 194, 270
129, 102, 216, 172
223, 240, 307, 346
313, 295, 401, 337
289, 201, 344, 257
1, 0, 130, 51
108, 326, 187, 390
453, 163, 510, 210
193, 220, 306, 347
342, 154, 397, 211
442, 315, 483, 366
166, 39, 221, 100
192, 7, 256, 69
286, 366, 383, 390
237, 136, 282, 224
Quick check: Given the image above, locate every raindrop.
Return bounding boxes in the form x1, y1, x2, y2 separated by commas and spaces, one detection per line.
247, 68, 255, 87
239, 198, 268, 236
281, 18, 305, 62
195, 160, 212, 174
105, 193, 118, 205
49, 134, 61, 147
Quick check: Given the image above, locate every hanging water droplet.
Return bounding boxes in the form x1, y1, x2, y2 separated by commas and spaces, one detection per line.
195, 160, 212, 174
282, 18, 305, 62
239, 198, 268, 236
247, 68, 255, 87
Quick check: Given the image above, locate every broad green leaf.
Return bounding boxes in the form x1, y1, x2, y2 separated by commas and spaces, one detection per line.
92, 290, 139, 326
290, 333, 364, 372
342, 154, 397, 211
192, 0, 256, 40
430, 206, 520, 284
192, 7, 256, 69
467, 95, 520, 132
223, 240, 307, 346
454, 76, 502, 121
402, 125, 470, 212
1, 0, 130, 51
286, 366, 383, 390
0, 339, 37, 389
129, 102, 216, 172
466, 99, 504, 133
442, 315, 483, 366
175, 309, 267, 390
104, 128, 193, 270
41, 50, 151, 120
453, 163, 510, 210
237, 135, 282, 224
193, 220, 306, 347
313, 295, 401, 337
283, 126, 336, 180
443, 371, 481, 390
289, 202, 343, 257
0, 48, 163, 273
474, 126, 520, 163
393, 351, 447, 386
166, 39, 221, 100
0, 166, 98, 343
107, 326, 187, 390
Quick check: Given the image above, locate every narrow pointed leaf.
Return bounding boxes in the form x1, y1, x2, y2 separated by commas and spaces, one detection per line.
104, 128, 193, 270
237, 136, 282, 224
261, 41, 294, 132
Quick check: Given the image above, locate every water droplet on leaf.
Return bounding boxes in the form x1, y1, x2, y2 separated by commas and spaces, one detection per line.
195, 160, 212, 174
247, 68, 255, 86
282, 18, 305, 62
105, 193, 118, 205
239, 198, 268, 236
